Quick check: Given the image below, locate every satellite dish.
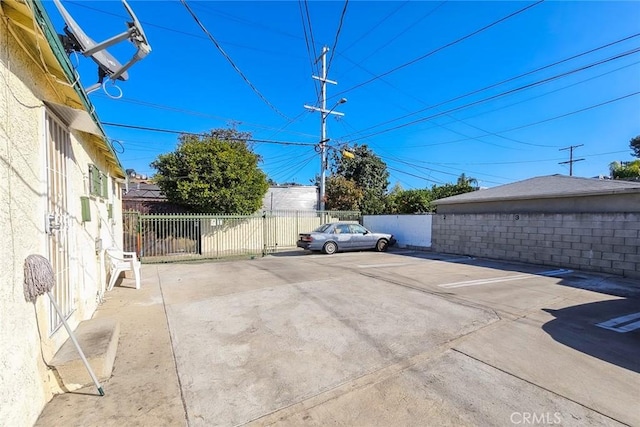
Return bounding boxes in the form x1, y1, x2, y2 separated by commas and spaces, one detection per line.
52, 0, 151, 94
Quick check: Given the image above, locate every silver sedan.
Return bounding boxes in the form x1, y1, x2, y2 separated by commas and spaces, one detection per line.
297, 222, 396, 255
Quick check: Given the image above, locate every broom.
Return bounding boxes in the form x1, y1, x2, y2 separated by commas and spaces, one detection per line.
24, 254, 104, 396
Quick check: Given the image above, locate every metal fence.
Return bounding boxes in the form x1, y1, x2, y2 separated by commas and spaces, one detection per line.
123, 210, 360, 263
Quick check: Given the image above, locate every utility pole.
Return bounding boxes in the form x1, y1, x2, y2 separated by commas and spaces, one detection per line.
559, 144, 585, 176
304, 46, 346, 211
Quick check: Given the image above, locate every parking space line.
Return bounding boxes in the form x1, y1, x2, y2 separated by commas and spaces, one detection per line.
596, 312, 640, 333
357, 263, 415, 268
438, 269, 573, 289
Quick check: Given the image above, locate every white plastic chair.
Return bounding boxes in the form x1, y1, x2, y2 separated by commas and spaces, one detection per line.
105, 248, 141, 290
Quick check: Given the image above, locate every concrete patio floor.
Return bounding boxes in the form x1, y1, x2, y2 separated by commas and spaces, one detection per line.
36, 250, 640, 426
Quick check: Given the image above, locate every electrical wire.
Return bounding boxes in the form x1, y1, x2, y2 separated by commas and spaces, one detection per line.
266, 150, 318, 182
102, 122, 317, 147
326, 0, 350, 75
180, 0, 290, 120
499, 91, 640, 134
367, 89, 639, 150
387, 166, 445, 185
66, 0, 298, 58
340, 33, 640, 138
345, 48, 640, 142
298, 0, 320, 101
337, 1, 446, 78
266, 110, 313, 139
365, 137, 512, 184
192, 2, 301, 41
339, 1, 409, 54
332, 0, 545, 99
303, 0, 320, 71
401, 60, 640, 148
428, 150, 629, 166
93, 94, 317, 139
337, 46, 555, 148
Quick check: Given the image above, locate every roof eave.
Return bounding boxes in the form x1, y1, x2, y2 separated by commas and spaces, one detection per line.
20, 0, 125, 178
433, 188, 640, 205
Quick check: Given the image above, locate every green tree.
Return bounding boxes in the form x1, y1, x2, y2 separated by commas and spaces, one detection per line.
151, 128, 268, 214
325, 176, 363, 211
328, 144, 390, 214
609, 160, 640, 180
630, 135, 640, 158
390, 189, 432, 214
456, 173, 479, 189
431, 182, 476, 201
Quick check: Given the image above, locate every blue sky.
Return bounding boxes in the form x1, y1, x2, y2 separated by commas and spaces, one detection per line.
44, 1, 640, 189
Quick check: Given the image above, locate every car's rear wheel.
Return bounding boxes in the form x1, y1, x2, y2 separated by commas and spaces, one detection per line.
323, 241, 338, 255
375, 239, 389, 252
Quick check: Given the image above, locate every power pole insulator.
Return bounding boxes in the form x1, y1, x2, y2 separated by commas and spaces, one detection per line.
303, 46, 345, 212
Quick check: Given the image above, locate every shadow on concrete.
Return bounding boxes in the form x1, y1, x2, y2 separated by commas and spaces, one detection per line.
268, 249, 310, 257
542, 298, 640, 374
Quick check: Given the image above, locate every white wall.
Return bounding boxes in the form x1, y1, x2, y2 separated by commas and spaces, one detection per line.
362, 215, 433, 248
0, 16, 125, 426
0, 20, 50, 426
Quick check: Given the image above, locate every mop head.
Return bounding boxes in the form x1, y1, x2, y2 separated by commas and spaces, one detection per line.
24, 254, 55, 303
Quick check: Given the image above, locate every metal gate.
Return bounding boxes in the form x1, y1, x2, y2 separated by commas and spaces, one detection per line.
123, 210, 360, 263
45, 112, 73, 334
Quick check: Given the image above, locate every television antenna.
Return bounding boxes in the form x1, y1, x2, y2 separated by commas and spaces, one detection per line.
52, 0, 152, 95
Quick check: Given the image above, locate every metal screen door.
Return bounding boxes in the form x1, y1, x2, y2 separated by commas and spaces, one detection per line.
45, 112, 73, 334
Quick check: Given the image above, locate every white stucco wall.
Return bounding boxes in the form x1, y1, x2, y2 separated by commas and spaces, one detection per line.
1, 18, 51, 427
362, 214, 433, 248
1, 17, 125, 427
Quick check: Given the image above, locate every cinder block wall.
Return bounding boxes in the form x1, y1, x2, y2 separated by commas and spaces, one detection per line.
432, 213, 640, 279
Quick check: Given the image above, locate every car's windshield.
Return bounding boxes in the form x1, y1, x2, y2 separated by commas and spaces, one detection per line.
314, 224, 333, 233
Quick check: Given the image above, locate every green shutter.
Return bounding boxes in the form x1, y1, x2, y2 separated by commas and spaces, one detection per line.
80, 196, 91, 222
101, 173, 108, 198
89, 165, 101, 196
107, 203, 113, 219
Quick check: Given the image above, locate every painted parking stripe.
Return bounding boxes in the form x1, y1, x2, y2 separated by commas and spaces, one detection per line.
357, 262, 415, 268
438, 269, 573, 289
357, 257, 475, 268
596, 312, 640, 333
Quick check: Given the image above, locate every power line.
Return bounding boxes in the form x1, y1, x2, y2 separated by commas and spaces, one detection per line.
366, 141, 512, 184
345, 48, 640, 142
268, 151, 318, 183
448, 61, 640, 127
102, 122, 317, 146
191, 3, 301, 41
426, 150, 629, 166
332, 0, 544, 99
386, 166, 444, 185
94, 94, 317, 139
339, 0, 409, 54
336, 1, 446, 78
180, 0, 290, 119
298, 0, 320, 101
303, 0, 320, 73
401, 60, 640, 149
326, 0, 350, 75
336, 41, 556, 148
501, 91, 639, 134
66, 1, 300, 58
339, 34, 640, 139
